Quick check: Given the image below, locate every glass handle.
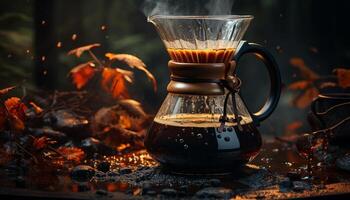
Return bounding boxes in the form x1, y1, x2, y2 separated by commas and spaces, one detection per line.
234, 41, 282, 123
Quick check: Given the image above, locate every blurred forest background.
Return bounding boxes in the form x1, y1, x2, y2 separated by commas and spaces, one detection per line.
0, 0, 349, 137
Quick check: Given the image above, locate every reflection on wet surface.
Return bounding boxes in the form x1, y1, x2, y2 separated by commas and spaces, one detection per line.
1, 141, 350, 199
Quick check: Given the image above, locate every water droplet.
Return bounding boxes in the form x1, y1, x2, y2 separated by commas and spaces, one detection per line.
191, 132, 195, 136
197, 133, 203, 139
181, 128, 185, 132
179, 138, 184, 143
204, 142, 208, 146
177, 134, 180, 137
183, 144, 188, 149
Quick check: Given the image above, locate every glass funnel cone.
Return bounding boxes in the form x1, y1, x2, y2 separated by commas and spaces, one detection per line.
148, 15, 253, 63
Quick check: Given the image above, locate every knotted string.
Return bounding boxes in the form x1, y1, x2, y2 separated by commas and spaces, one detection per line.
219, 75, 243, 132
170, 75, 243, 131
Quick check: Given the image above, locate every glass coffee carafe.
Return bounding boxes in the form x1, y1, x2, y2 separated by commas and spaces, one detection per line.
145, 15, 282, 174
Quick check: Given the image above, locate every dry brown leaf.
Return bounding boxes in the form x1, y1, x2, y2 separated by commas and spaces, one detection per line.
105, 53, 157, 91
288, 80, 310, 90
333, 68, 350, 88
68, 43, 101, 58
293, 87, 319, 109
0, 86, 16, 95
69, 61, 97, 89
57, 147, 85, 162
101, 68, 129, 99
290, 58, 319, 80
117, 99, 146, 118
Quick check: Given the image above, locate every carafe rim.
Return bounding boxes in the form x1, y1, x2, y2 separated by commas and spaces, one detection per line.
148, 14, 254, 22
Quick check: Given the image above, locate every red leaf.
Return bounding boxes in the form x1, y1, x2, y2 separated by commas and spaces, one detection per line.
290, 58, 319, 80
56, 147, 85, 162
4, 97, 27, 132
288, 80, 310, 90
69, 61, 97, 89
105, 53, 157, 92
33, 136, 49, 150
333, 68, 350, 88
101, 68, 129, 99
68, 43, 101, 58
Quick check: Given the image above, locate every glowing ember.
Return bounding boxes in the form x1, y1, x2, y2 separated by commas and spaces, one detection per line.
26, 49, 30, 54
57, 42, 62, 48
41, 56, 46, 61
72, 34, 77, 41
101, 25, 107, 31
41, 20, 46, 25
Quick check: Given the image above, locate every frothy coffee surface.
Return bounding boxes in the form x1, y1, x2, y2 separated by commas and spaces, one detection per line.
167, 48, 235, 63
154, 113, 252, 128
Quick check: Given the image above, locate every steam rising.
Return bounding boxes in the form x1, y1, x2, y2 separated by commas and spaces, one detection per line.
142, 0, 235, 16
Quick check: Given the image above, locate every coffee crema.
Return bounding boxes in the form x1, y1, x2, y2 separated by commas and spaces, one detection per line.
167, 48, 235, 63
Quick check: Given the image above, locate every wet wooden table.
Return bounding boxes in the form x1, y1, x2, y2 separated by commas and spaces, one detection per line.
1, 140, 350, 199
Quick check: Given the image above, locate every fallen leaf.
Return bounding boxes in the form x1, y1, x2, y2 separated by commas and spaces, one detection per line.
56, 147, 85, 162
293, 87, 319, 109
105, 53, 157, 91
29, 102, 43, 114
101, 68, 129, 99
0, 86, 16, 95
117, 99, 146, 118
290, 58, 319, 80
68, 43, 101, 58
69, 61, 97, 89
288, 80, 310, 90
4, 97, 27, 132
333, 68, 350, 88
33, 136, 50, 150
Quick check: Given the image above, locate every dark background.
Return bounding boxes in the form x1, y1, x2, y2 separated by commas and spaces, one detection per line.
0, 0, 349, 137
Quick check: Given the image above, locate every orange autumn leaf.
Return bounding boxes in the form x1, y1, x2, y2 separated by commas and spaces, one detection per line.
4, 97, 27, 132
288, 80, 310, 90
0, 86, 16, 95
333, 68, 350, 88
285, 121, 303, 133
101, 68, 129, 99
29, 102, 43, 114
293, 87, 319, 109
69, 61, 97, 89
57, 147, 85, 162
290, 58, 319, 80
105, 53, 157, 92
68, 43, 101, 58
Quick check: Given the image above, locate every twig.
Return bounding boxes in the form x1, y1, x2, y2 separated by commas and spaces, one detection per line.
88, 50, 103, 67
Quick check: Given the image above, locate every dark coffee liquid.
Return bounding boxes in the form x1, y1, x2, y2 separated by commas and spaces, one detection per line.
145, 115, 262, 173
167, 48, 235, 63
